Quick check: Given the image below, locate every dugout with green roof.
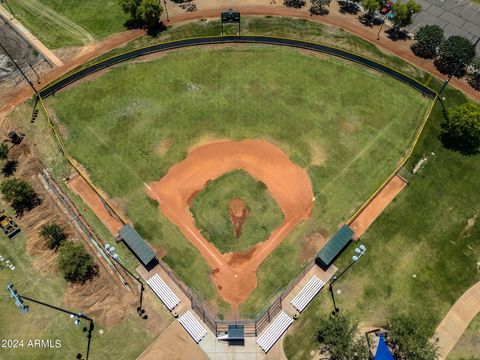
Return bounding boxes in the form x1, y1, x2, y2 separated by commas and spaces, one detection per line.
315, 224, 354, 270
118, 224, 157, 270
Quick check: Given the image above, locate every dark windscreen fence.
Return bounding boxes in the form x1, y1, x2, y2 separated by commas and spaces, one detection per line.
39, 36, 437, 99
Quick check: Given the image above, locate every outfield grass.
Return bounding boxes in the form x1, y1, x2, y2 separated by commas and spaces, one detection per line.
6, 0, 127, 48
448, 313, 480, 360
42, 45, 431, 314
190, 170, 284, 253
283, 86, 480, 359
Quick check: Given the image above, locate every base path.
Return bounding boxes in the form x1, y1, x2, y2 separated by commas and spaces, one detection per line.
147, 140, 314, 305
434, 281, 480, 360
350, 175, 407, 238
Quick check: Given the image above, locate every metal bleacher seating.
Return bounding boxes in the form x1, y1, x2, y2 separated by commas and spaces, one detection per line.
256, 310, 293, 353
291, 275, 325, 312
147, 274, 180, 311
178, 311, 208, 343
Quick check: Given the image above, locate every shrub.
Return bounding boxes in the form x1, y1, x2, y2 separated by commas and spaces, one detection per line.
411, 25, 444, 59
467, 57, 480, 91
40, 223, 67, 250
58, 242, 97, 283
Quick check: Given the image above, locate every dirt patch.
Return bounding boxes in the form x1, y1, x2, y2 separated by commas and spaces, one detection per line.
308, 141, 326, 166
228, 198, 249, 239
350, 175, 406, 238
155, 138, 172, 157
300, 228, 328, 262
147, 139, 314, 305
67, 172, 124, 234
64, 271, 136, 327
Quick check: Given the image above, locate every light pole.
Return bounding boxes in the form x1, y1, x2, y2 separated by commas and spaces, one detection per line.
6, 283, 94, 360
328, 244, 366, 315
163, 0, 169, 22
105, 244, 147, 319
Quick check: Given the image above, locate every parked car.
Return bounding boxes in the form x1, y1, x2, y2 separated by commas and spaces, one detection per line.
380, 1, 393, 14
387, 11, 395, 20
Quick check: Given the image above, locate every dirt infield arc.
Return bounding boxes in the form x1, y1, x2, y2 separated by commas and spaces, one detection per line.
146, 140, 314, 306
38, 36, 437, 99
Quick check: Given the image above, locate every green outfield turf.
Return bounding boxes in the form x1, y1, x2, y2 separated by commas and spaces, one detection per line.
7, 0, 127, 48
283, 86, 480, 359
190, 170, 284, 253
42, 44, 431, 314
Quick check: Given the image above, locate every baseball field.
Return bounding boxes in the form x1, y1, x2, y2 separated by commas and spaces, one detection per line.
42, 43, 432, 315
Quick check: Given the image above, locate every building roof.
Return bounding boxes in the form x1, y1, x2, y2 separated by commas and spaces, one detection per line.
315, 224, 353, 268
228, 324, 244, 339
118, 224, 156, 266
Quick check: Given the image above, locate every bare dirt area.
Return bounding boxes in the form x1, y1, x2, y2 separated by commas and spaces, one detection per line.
350, 175, 406, 238
228, 198, 248, 239
146, 140, 314, 305
67, 172, 124, 234
138, 321, 209, 360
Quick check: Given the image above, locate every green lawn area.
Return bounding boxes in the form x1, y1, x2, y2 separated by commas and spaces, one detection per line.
41, 44, 431, 315
448, 313, 480, 360
283, 87, 480, 359
191, 170, 284, 254
6, 0, 127, 48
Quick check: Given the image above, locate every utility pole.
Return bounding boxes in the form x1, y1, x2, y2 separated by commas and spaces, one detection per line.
328, 244, 366, 315
6, 283, 94, 360
0, 41, 37, 94
105, 245, 147, 319
163, 0, 169, 22
438, 36, 480, 97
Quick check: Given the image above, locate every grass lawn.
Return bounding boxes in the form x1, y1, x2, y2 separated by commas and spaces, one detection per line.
191, 170, 284, 254
6, 0, 127, 48
448, 313, 480, 360
283, 86, 480, 359
42, 44, 431, 315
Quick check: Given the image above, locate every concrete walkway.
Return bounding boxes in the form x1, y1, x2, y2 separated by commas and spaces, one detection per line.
0, 4, 63, 67
434, 281, 480, 360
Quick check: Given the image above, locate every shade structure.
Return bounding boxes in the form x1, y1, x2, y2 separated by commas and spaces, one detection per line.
374, 335, 395, 360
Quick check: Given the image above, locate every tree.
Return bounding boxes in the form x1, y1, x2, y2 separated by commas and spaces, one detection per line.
390, 0, 421, 30
411, 25, 444, 59
310, 0, 332, 14
316, 314, 369, 360
440, 102, 480, 155
284, 0, 306, 8
467, 57, 480, 91
0, 143, 9, 161
434, 36, 476, 77
119, 0, 142, 19
138, 0, 162, 28
40, 223, 67, 250
58, 242, 97, 283
387, 313, 438, 360
360, 0, 382, 15
0, 178, 39, 214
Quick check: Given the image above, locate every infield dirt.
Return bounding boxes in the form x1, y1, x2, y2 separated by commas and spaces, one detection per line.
146, 140, 314, 307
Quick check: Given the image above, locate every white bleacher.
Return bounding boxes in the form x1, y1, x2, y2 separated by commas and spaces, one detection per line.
178, 311, 208, 343
256, 310, 293, 353
291, 275, 325, 312
147, 274, 180, 311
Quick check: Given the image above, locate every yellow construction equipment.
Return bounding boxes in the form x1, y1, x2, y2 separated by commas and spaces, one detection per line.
0, 210, 21, 239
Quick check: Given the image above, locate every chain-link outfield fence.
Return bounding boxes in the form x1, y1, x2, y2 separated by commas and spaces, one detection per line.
36, 35, 439, 337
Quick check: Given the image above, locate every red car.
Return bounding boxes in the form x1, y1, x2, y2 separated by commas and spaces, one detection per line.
380, 2, 393, 14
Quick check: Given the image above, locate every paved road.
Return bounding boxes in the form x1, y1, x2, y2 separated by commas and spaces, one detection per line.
407, 0, 480, 51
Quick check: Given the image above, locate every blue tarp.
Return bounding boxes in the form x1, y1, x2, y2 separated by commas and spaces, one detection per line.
374, 335, 395, 360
